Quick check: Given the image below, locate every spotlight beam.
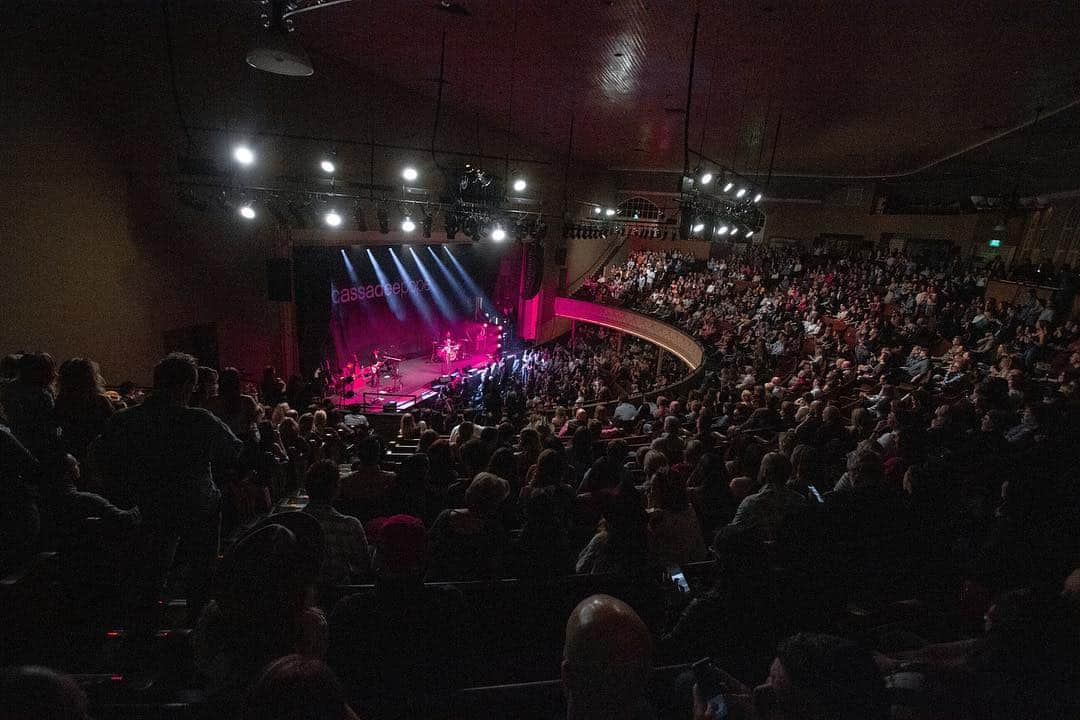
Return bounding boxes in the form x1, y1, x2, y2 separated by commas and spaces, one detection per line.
366, 248, 408, 321
410, 247, 455, 319
427, 247, 472, 311
341, 247, 360, 284
389, 248, 435, 325
444, 245, 494, 312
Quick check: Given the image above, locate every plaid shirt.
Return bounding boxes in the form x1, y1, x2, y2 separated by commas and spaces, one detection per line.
301, 501, 370, 584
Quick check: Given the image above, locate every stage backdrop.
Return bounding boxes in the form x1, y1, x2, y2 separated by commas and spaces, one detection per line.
293, 244, 508, 375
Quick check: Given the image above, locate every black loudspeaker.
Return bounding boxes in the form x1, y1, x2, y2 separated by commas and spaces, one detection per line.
266, 259, 293, 301
382, 401, 398, 413
524, 241, 545, 298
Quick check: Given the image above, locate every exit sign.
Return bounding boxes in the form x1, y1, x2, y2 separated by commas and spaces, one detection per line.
989, 239, 1002, 248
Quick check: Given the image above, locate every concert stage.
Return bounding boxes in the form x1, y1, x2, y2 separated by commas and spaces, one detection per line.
330, 350, 493, 411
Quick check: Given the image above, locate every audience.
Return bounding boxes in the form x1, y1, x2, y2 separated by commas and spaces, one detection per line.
4, 244, 1080, 720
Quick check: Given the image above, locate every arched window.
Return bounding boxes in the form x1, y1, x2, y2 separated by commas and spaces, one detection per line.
616, 196, 662, 221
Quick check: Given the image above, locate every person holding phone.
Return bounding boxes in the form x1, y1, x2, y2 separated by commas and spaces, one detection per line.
691, 633, 887, 720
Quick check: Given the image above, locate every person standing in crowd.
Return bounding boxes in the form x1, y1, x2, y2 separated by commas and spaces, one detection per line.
90, 352, 242, 632
260, 365, 287, 407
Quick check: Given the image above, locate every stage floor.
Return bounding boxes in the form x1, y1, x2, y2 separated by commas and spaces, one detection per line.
330, 351, 491, 411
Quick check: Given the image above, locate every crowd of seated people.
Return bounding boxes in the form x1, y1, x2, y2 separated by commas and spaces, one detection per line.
580, 249, 696, 304
516, 325, 675, 408
2, 244, 1080, 719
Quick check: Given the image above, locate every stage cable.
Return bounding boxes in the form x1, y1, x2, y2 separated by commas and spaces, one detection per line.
430, 29, 449, 174
681, 9, 701, 187
560, 113, 575, 225
160, 0, 193, 154
503, 0, 520, 182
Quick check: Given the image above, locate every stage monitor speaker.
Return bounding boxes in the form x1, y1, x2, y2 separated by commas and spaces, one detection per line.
437, 374, 453, 384
382, 401, 398, 412
266, 259, 293, 301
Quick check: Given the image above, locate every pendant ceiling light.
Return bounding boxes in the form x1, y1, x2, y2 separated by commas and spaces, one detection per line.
246, 0, 313, 76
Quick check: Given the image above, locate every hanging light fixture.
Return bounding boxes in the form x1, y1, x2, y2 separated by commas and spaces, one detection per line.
246, 1, 315, 77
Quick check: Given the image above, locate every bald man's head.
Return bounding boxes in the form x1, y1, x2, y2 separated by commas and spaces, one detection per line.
562, 594, 652, 719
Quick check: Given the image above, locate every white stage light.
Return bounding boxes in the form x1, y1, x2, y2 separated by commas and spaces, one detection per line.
491, 226, 507, 242
320, 159, 336, 173
736, 188, 747, 198
593, 206, 602, 214
730, 227, 740, 236
401, 217, 416, 233
233, 145, 255, 166
723, 182, 733, 192
324, 210, 342, 227
604, 208, 616, 216
701, 172, 713, 185
754, 193, 763, 203
512, 178, 527, 192
238, 205, 256, 220
402, 167, 418, 182
718, 225, 729, 235
692, 223, 705, 233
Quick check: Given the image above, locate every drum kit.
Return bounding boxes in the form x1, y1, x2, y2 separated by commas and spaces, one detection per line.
431, 337, 465, 372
